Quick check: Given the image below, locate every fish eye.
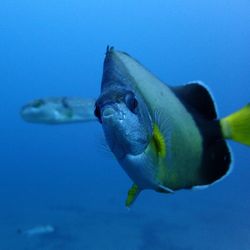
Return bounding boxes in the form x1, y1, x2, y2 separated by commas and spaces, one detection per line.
94, 105, 102, 123
32, 99, 44, 108
125, 92, 138, 113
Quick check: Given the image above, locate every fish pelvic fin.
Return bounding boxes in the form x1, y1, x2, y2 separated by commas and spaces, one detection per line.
125, 184, 141, 208
220, 103, 250, 146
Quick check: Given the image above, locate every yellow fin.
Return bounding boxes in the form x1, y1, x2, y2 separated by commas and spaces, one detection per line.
125, 184, 141, 207
152, 124, 166, 158
220, 104, 250, 146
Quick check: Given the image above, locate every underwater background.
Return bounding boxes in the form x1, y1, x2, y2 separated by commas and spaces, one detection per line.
0, 1, 250, 249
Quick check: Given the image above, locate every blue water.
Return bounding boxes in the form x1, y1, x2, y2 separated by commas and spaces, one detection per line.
0, 1, 250, 249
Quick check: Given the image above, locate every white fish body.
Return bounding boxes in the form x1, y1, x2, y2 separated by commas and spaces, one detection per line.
21, 97, 96, 124
19, 225, 55, 237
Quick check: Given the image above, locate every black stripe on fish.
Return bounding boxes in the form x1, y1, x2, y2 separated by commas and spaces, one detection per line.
171, 82, 231, 186
172, 82, 217, 120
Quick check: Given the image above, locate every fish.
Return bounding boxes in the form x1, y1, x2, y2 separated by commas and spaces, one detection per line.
21, 47, 250, 207
17, 225, 55, 237
21, 97, 96, 124
94, 47, 250, 206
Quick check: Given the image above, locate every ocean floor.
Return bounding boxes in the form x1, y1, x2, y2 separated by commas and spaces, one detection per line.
1, 188, 250, 250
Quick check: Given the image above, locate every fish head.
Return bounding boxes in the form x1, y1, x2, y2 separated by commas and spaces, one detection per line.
21, 99, 49, 123
95, 88, 153, 160
20, 98, 71, 124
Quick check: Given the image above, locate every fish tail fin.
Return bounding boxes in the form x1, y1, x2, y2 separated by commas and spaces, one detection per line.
220, 104, 250, 146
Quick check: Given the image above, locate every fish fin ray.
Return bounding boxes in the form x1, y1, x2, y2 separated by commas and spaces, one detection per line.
153, 108, 172, 158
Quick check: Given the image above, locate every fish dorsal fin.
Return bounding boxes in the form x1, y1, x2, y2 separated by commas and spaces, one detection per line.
172, 82, 217, 120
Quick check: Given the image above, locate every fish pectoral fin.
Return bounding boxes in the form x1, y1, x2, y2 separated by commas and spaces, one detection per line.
220, 103, 250, 146
125, 184, 141, 207
157, 184, 174, 194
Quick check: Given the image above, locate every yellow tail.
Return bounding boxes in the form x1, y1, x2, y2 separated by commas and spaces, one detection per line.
220, 104, 250, 146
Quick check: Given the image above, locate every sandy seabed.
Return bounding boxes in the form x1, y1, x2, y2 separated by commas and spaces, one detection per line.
1, 191, 250, 250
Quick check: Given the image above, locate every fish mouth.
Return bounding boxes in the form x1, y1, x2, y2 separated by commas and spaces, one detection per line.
101, 105, 125, 125
102, 107, 115, 119
20, 107, 37, 122
20, 106, 57, 123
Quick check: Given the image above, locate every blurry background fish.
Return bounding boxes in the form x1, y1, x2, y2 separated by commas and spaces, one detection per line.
0, 1, 249, 250
17, 225, 55, 237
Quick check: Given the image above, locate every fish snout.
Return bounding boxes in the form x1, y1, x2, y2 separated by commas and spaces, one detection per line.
101, 105, 125, 125
102, 106, 115, 119
20, 105, 36, 122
